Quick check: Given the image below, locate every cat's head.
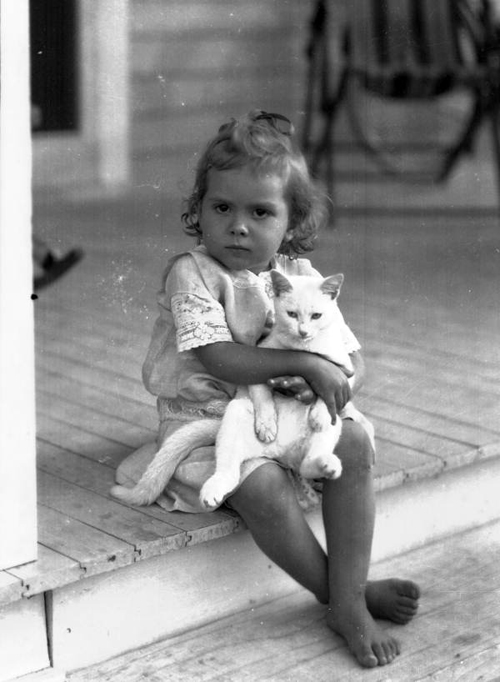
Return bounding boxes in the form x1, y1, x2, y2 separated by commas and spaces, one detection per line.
270, 270, 344, 341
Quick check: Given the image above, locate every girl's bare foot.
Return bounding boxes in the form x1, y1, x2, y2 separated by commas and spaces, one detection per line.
326, 579, 419, 667
366, 578, 420, 624
327, 599, 401, 668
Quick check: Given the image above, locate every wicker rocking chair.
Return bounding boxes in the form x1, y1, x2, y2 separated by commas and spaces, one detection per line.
302, 0, 500, 205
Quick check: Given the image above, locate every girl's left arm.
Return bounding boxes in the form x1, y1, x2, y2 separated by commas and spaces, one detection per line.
268, 350, 365, 403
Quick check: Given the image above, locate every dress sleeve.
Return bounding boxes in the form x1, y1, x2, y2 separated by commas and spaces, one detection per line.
165, 255, 233, 353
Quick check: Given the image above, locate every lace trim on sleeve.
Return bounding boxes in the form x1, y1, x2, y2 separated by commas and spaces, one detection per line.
172, 292, 233, 352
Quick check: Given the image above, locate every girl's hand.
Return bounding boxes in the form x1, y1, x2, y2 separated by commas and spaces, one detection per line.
302, 357, 352, 423
267, 376, 315, 404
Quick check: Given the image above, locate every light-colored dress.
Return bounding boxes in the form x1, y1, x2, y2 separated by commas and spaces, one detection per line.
115, 245, 360, 512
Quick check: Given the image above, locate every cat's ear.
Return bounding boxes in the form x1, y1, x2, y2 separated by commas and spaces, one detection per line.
270, 270, 293, 296
321, 274, 344, 300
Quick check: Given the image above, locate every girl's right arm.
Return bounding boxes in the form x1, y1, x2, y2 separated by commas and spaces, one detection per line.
194, 341, 351, 422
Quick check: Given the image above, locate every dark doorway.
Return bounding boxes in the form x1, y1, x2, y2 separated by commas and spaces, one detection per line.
30, 0, 79, 133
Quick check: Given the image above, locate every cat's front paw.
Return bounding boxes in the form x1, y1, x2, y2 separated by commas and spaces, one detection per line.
302, 453, 342, 480
254, 412, 277, 442
321, 454, 342, 480
200, 476, 229, 509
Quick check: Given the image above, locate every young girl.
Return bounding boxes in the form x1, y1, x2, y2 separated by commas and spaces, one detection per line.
116, 111, 420, 668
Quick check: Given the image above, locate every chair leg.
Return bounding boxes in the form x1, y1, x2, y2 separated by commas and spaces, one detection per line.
488, 105, 500, 213
322, 110, 336, 204
302, 49, 320, 155
301, 1, 328, 155
319, 72, 349, 211
439, 98, 484, 182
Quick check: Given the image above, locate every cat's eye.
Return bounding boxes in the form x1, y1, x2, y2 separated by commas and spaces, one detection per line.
287, 311, 298, 319
311, 313, 322, 320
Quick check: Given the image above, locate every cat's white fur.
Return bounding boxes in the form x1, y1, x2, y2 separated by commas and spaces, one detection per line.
111, 271, 375, 509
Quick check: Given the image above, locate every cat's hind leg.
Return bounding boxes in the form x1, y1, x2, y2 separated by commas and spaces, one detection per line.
300, 425, 343, 480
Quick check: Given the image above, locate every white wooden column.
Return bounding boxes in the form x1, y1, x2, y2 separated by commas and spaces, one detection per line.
82, 0, 131, 187
0, 0, 38, 569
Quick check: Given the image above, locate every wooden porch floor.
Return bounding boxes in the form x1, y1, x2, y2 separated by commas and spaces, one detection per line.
1, 192, 500, 607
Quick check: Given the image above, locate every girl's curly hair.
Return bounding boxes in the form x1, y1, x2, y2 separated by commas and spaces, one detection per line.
181, 110, 328, 256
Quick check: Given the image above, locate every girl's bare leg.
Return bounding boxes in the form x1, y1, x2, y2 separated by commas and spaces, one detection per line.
229, 462, 331, 603
323, 420, 419, 667
228, 427, 420, 669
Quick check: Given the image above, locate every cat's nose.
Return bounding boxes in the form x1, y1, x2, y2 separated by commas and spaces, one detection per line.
299, 328, 309, 338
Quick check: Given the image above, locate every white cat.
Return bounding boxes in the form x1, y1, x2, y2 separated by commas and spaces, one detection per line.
111, 271, 375, 509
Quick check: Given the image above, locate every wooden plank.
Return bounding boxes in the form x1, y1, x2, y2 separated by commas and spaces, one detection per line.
352, 303, 500, 368
364, 334, 500, 386
339, 285, 500, 355
370, 418, 490, 476
364, 365, 500, 434
36, 389, 156, 449
36, 370, 158, 430
36, 302, 150, 352
38, 505, 137, 577
11, 669, 67, 682
0, 570, 23, 606
36, 349, 151, 406
374, 439, 444, 482
36, 412, 135, 468
373, 461, 406, 492
37, 440, 244, 541
37, 469, 187, 559
36, 324, 146, 376
368, 348, 500, 400
7, 544, 82, 597
361, 396, 499, 449
373, 418, 471, 459
418, 645, 500, 681
36, 332, 144, 384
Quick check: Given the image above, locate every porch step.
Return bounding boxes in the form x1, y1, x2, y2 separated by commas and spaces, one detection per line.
65, 518, 500, 681
20, 452, 500, 675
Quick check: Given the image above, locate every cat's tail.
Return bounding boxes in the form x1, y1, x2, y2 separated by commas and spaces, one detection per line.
110, 419, 221, 506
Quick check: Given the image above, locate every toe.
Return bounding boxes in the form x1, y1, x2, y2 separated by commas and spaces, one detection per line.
399, 579, 421, 600
357, 647, 379, 668
396, 601, 419, 623
372, 643, 386, 666
379, 638, 400, 665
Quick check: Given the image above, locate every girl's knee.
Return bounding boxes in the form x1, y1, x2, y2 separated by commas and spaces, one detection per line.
336, 419, 375, 472
229, 463, 297, 521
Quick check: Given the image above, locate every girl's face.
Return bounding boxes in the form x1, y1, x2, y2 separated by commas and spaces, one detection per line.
199, 167, 293, 274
